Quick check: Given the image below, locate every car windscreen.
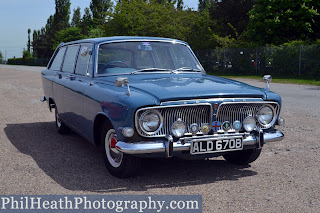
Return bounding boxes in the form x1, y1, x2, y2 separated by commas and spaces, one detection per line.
97, 41, 203, 75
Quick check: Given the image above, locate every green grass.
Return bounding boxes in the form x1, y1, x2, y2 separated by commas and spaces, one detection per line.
214, 75, 320, 86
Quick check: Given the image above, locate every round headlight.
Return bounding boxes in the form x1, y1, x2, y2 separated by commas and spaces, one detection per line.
139, 110, 162, 134
171, 118, 186, 138
257, 105, 274, 126
243, 116, 256, 132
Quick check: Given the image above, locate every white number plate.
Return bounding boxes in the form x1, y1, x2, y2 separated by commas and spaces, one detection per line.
190, 137, 243, 155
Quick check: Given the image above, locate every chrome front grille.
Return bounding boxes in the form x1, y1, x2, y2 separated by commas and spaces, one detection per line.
216, 102, 280, 130
135, 104, 212, 137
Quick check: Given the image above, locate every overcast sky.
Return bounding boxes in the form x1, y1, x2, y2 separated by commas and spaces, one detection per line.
0, 0, 198, 59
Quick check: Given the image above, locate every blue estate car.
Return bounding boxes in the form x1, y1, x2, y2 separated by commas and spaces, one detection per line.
41, 36, 285, 178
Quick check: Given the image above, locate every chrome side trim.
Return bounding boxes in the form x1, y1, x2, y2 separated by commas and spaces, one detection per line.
115, 130, 284, 155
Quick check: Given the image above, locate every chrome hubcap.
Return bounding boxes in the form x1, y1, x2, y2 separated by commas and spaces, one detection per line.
105, 130, 123, 168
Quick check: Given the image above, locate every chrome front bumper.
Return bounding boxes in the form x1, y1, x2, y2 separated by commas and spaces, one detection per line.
115, 130, 284, 158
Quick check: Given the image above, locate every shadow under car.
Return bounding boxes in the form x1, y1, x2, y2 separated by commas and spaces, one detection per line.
4, 122, 257, 192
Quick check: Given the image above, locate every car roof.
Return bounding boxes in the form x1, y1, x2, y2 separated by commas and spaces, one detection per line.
60, 36, 188, 47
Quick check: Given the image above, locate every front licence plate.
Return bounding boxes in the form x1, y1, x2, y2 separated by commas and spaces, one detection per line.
190, 137, 243, 155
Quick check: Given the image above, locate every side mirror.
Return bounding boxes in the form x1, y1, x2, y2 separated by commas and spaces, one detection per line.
263, 75, 272, 90
115, 77, 131, 96
115, 77, 129, 87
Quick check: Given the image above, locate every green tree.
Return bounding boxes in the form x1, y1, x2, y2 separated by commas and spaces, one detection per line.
71, 7, 81, 27
53, 0, 71, 31
0, 51, 3, 63
210, 0, 255, 39
80, 7, 93, 35
27, 29, 31, 52
246, 0, 319, 45
105, 0, 185, 38
198, 0, 211, 12
23, 49, 32, 59
33, 0, 71, 57
90, 0, 112, 27
32, 15, 55, 58
52, 27, 85, 49
87, 28, 105, 38
177, 0, 183, 10
105, 0, 228, 50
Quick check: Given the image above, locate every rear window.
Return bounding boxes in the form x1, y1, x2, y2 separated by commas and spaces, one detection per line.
49, 47, 66, 70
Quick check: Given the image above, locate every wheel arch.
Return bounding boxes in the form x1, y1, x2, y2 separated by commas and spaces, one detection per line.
48, 97, 56, 112
93, 113, 114, 147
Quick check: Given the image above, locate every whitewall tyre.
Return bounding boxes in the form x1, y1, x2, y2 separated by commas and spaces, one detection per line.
101, 125, 141, 178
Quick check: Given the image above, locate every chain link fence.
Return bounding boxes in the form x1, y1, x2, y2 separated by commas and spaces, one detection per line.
196, 44, 320, 80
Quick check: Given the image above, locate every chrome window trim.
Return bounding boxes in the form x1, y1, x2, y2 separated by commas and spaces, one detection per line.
94, 39, 205, 77
135, 103, 213, 138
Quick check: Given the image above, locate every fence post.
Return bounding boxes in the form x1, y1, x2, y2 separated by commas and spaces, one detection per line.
223, 49, 226, 72
256, 48, 258, 75
298, 45, 302, 76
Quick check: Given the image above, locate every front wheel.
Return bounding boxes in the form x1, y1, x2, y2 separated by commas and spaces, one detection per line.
223, 148, 262, 165
101, 126, 141, 178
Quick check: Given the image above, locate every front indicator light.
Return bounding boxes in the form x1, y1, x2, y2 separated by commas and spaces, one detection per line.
278, 117, 285, 126
122, 127, 134, 138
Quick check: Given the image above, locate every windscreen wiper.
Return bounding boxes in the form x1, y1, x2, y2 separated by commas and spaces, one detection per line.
171, 67, 202, 73
131, 68, 172, 74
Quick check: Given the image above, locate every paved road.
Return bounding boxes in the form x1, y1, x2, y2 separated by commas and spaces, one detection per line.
0, 64, 319, 212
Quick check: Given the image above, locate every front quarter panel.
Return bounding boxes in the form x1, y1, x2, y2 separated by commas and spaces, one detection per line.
83, 79, 160, 142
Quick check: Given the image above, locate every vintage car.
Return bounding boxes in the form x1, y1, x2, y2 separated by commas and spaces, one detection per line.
41, 36, 285, 178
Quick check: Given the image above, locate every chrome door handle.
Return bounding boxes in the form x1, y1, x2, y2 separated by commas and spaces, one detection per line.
67, 75, 75, 80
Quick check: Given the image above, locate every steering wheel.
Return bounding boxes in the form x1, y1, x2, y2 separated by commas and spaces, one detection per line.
99, 61, 129, 73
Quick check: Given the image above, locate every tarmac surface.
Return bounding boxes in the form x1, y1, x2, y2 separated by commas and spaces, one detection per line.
0, 64, 319, 212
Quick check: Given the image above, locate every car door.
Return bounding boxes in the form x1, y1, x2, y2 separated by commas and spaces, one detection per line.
50, 46, 67, 113
62, 44, 93, 138
42, 47, 65, 102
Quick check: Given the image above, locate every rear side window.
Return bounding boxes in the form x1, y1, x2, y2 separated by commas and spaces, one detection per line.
62, 45, 79, 73
50, 47, 66, 70
75, 44, 92, 75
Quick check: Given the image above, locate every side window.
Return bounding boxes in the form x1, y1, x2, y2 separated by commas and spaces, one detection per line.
62, 45, 79, 73
49, 47, 66, 70
75, 45, 92, 75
